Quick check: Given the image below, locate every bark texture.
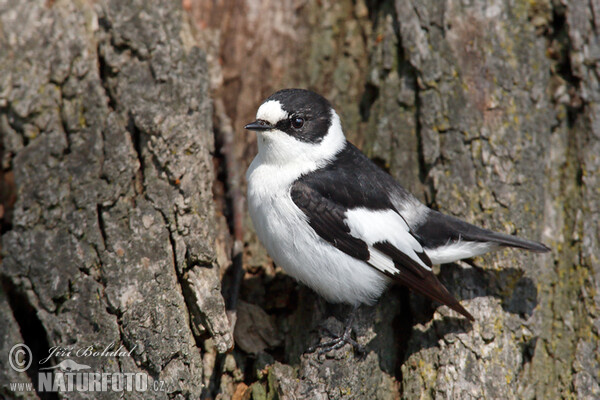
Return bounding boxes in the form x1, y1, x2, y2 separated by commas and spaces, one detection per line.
0, 0, 230, 399
191, 0, 599, 399
1, 0, 598, 399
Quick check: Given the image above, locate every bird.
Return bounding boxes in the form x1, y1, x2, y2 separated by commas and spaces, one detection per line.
244, 88, 550, 353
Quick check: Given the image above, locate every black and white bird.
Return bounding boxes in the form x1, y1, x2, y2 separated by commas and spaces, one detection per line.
245, 89, 549, 352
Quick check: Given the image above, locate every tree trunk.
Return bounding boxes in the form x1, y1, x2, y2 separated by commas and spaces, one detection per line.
1, 0, 598, 399
0, 0, 230, 399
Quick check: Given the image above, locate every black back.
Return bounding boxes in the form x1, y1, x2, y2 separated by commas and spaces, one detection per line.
293, 141, 412, 210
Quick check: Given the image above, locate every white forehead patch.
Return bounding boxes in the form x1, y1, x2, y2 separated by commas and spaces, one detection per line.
256, 100, 289, 125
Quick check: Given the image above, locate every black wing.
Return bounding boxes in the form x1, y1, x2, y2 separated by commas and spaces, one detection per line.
290, 143, 474, 320
290, 179, 370, 261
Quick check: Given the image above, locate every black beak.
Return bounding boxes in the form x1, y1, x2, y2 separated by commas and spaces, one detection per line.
244, 120, 274, 131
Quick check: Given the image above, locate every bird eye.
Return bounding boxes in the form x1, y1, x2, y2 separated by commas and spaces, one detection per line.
291, 116, 304, 129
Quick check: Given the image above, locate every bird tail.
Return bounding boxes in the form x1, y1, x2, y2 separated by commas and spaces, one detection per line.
393, 266, 475, 321
467, 228, 550, 253
415, 210, 550, 253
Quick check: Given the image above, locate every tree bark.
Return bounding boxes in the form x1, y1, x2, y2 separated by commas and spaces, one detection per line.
0, 0, 230, 399
1, 0, 598, 399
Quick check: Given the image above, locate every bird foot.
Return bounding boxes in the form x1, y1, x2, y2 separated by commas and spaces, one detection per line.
306, 328, 365, 355
306, 306, 364, 356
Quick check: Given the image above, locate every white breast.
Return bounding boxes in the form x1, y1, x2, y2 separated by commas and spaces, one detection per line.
246, 158, 391, 306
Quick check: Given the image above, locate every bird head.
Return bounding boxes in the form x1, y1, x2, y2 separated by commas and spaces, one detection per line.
245, 89, 346, 166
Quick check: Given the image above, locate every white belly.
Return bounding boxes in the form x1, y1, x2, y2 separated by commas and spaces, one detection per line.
246, 159, 390, 306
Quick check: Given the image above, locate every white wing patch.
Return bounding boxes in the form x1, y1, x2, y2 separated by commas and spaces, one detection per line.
344, 208, 432, 273
368, 247, 398, 275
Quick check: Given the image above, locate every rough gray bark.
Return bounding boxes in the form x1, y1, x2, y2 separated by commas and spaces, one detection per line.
1, 0, 599, 399
0, 0, 231, 399
191, 0, 599, 399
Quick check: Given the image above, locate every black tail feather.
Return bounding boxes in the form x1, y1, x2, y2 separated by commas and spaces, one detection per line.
472, 229, 550, 253
415, 210, 550, 253
388, 267, 474, 321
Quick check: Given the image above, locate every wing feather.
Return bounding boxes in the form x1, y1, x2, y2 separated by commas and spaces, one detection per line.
290, 180, 474, 320
290, 181, 369, 260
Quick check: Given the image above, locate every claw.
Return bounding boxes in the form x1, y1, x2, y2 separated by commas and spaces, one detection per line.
305, 305, 364, 355
307, 331, 365, 355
